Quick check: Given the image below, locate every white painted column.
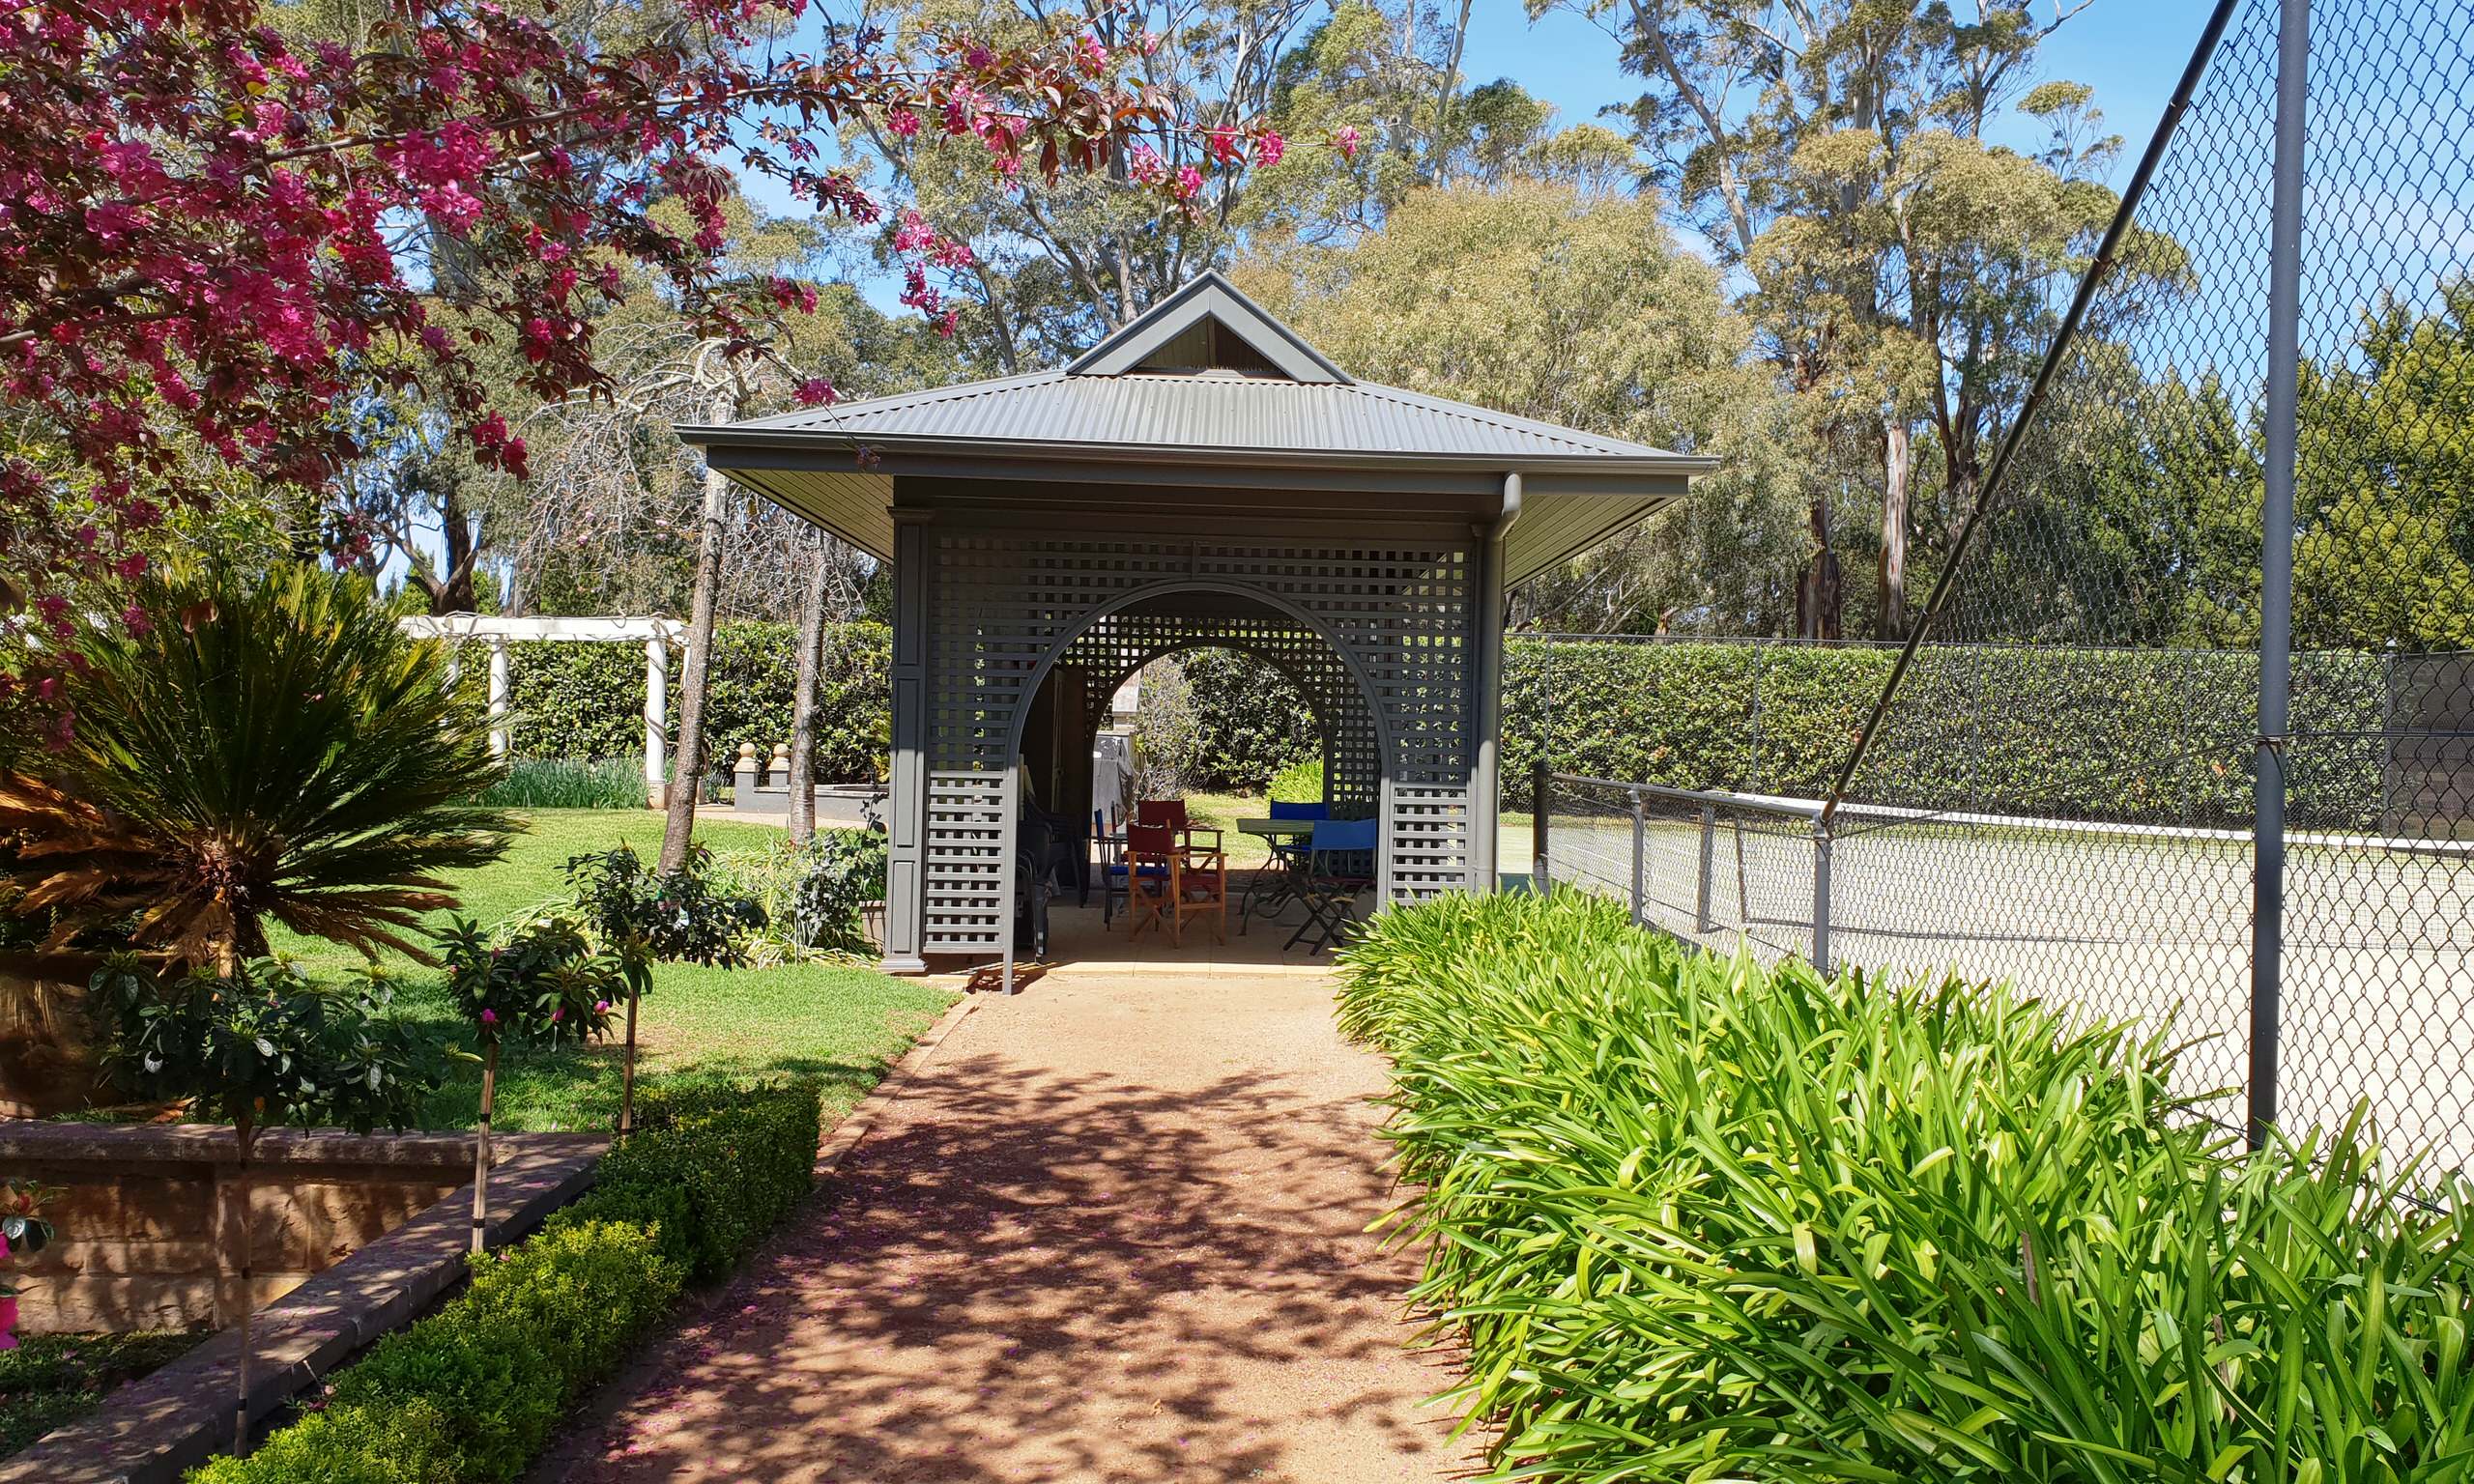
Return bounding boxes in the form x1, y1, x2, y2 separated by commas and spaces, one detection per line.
486, 637, 510, 759
644, 636, 669, 809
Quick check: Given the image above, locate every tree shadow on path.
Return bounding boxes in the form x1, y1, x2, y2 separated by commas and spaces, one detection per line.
542, 980, 1475, 1484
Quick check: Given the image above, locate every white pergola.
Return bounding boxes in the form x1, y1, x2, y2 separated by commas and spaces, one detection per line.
399, 614, 686, 805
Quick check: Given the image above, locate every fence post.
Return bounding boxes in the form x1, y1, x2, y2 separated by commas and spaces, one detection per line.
1532, 757, 1551, 892
2249, 0, 2307, 1152
1810, 822, 1833, 976
1629, 788, 1646, 926
1695, 803, 1716, 932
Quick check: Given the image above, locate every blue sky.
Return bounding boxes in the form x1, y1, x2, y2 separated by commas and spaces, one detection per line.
791, 0, 2220, 313
1469, 0, 2201, 193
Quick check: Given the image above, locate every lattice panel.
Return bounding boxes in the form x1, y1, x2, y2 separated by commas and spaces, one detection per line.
922, 770, 1011, 955
1389, 784, 1476, 899
923, 533, 1478, 951
1053, 612, 1382, 808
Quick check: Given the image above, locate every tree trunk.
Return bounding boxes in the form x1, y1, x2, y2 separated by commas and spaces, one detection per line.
658, 386, 734, 875
787, 553, 831, 845
1798, 498, 1844, 642
471, 1041, 496, 1255
229, 1117, 256, 1457
1879, 418, 1913, 641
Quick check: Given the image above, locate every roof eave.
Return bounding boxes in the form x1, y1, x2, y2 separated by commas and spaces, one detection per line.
676, 423, 1720, 482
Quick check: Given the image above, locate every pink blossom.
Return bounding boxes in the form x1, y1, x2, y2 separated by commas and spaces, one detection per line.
1253, 129, 1284, 169
1127, 142, 1165, 186
796, 379, 836, 407
479, 1008, 498, 1025
1205, 127, 1241, 166
1334, 125, 1362, 159
1173, 165, 1202, 201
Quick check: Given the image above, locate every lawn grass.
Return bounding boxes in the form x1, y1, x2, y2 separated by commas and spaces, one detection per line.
0, 1330, 207, 1461
261, 810, 951, 1133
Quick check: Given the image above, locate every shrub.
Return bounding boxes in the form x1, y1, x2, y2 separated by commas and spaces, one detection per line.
1181, 648, 1319, 792
1338, 893, 2474, 1481
479, 757, 647, 810
551, 1080, 820, 1282
1267, 756, 1324, 804
188, 1220, 677, 1484
785, 829, 887, 954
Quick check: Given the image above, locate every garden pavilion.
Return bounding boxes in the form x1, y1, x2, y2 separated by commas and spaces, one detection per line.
679, 272, 1713, 977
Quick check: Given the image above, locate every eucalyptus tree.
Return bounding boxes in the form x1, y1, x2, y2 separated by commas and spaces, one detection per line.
1591, 0, 2115, 639
1240, 180, 1809, 635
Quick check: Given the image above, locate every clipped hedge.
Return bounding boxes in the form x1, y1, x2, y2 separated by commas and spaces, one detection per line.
1338, 893, 2474, 1482
550, 1079, 821, 1282
190, 1081, 823, 1483
188, 1220, 678, 1484
1502, 639, 2389, 828
505, 621, 890, 782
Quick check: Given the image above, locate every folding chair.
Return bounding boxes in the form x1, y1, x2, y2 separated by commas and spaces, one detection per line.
1122, 819, 1177, 940
1284, 816, 1377, 955
1136, 798, 1222, 852
1165, 827, 1227, 947
1264, 799, 1328, 870
1099, 807, 1163, 928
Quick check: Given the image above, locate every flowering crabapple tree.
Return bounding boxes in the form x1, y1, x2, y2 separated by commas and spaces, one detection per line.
0, 0, 1289, 715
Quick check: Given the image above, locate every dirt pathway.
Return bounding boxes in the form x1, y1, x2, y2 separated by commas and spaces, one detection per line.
542, 967, 1474, 1484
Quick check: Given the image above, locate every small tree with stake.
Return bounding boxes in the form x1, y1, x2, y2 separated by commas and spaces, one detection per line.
564, 843, 762, 1136
86, 956, 439, 1455
436, 916, 620, 1252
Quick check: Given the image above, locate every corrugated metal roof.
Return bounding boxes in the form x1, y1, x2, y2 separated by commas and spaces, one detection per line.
725, 368, 1691, 465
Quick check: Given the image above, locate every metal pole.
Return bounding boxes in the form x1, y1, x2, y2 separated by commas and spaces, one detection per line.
1811, 824, 1833, 976
2250, 0, 2306, 1152
1532, 757, 1551, 892
1629, 788, 1647, 926
1696, 803, 1716, 932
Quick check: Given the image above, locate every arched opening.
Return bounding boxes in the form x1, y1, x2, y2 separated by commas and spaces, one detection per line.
998, 584, 1395, 968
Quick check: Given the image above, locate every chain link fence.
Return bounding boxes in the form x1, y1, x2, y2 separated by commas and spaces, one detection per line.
1534, 0, 2474, 1184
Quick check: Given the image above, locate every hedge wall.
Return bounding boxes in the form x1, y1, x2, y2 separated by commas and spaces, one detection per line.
505, 621, 890, 783
503, 622, 2389, 829
1501, 640, 2388, 829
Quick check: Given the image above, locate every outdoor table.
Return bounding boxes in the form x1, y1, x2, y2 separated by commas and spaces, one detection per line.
1234, 817, 1318, 932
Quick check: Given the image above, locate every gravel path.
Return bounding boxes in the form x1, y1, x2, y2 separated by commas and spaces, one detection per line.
541, 967, 1474, 1484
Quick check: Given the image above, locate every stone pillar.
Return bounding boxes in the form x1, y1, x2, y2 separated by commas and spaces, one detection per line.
644, 636, 669, 810
485, 637, 510, 760
733, 742, 759, 804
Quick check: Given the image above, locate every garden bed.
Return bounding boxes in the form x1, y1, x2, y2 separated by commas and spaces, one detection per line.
1338, 892, 2474, 1480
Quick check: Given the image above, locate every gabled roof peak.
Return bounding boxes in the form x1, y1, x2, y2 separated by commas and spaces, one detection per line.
1066, 271, 1352, 385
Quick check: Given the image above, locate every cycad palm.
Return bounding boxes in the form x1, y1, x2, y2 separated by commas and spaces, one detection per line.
1, 564, 514, 971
